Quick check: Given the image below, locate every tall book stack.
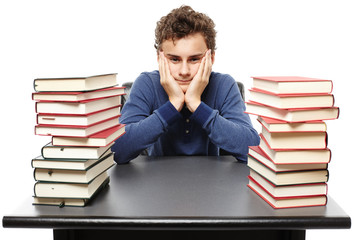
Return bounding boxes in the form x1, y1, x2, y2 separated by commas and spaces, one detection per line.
245, 76, 339, 209
31, 73, 126, 207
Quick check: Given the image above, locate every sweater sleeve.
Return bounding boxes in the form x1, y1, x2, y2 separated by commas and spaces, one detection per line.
190, 75, 260, 162
111, 73, 181, 164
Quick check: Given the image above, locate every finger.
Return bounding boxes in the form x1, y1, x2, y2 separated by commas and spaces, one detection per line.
203, 50, 212, 79
159, 52, 166, 84
196, 54, 206, 80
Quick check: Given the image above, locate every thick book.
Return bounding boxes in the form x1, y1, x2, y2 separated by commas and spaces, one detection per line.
261, 126, 327, 150
247, 155, 329, 186
33, 153, 114, 183
35, 115, 119, 137
41, 142, 114, 159
248, 146, 328, 172
245, 101, 339, 122
32, 86, 125, 102
259, 138, 331, 164
248, 176, 327, 209
34, 171, 109, 198
37, 106, 121, 126
35, 95, 121, 115
33, 176, 110, 206
249, 170, 328, 198
251, 76, 333, 94
33, 73, 118, 92
52, 124, 125, 147
33, 147, 113, 170
257, 116, 326, 132
249, 88, 334, 109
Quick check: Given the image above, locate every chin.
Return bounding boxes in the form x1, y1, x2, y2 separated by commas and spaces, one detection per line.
180, 85, 189, 93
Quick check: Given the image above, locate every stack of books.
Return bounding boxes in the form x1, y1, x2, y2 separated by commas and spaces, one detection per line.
245, 76, 339, 209
31, 73, 126, 207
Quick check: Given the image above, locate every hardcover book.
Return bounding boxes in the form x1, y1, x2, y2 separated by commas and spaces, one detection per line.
35, 95, 121, 115
33, 153, 114, 183
32, 86, 125, 102
251, 76, 333, 94
52, 124, 125, 147
33, 73, 118, 92
249, 88, 334, 109
248, 175, 327, 209
34, 171, 109, 198
245, 101, 339, 122
247, 155, 329, 186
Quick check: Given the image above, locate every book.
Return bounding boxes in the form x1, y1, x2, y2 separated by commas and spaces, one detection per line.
35, 95, 121, 115
249, 88, 334, 109
32, 147, 113, 170
37, 106, 121, 126
41, 142, 114, 159
261, 126, 327, 150
34, 171, 109, 198
247, 155, 329, 185
249, 170, 328, 198
35, 115, 120, 137
248, 146, 328, 172
33, 153, 114, 183
257, 116, 326, 132
33, 197, 89, 207
52, 124, 125, 147
245, 101, 339, 122
248, 175, 327, 209
251, 76, 333, 94
33, 73, 118, 92
32, 86, 125, 102
259, 138, 331, 164
33, 197, 90, 207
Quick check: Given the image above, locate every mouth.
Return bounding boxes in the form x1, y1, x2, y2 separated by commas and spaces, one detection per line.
175, 79, 192, 84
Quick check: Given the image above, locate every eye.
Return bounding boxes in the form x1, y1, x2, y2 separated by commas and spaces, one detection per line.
169, 57, 180, 63
189, 58, 201, 63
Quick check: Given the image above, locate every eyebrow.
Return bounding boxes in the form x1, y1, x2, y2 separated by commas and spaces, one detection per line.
165, 52, 206, 58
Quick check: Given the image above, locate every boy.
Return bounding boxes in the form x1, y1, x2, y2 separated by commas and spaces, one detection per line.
112, 5, 259, 163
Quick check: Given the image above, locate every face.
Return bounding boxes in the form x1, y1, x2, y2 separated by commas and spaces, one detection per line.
159, 33, 214, 93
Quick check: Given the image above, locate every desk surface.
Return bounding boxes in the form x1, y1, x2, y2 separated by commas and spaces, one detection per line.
3, 155, 351, 230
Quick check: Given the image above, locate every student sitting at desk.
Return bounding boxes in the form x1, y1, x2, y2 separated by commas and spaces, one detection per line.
112, 5, 260, 164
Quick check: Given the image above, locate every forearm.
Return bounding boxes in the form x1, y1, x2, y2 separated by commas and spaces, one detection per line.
112, 101, 181, 164
191, 102, 259, 162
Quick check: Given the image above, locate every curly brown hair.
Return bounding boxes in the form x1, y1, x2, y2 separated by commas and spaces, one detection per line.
154, 5, 217, 52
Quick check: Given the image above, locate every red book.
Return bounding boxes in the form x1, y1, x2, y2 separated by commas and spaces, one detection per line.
247, 153, 329, 186
251, 76, 333, 94
37, 106, 121, 126
35, 115, 120, 137
32, 86, 125, 102
248, 175, 327, 209
248, 170, 328, 198
257, 116, 326, 133
52, 124, 125, 147
245, 101, 339, 122
260, 125, 328, 150
35, 95, 121, 115
249, 88, 335, 109
258, 137, 331, 164
248, 145, 328, 170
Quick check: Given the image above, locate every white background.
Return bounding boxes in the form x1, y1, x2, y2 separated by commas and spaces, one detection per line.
1, 0, 359, 239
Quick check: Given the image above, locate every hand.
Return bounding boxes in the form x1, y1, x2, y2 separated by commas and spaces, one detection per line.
185, 49, 213, 112
158, 52, 185, 111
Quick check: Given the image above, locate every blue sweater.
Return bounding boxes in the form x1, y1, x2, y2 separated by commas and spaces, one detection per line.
111, 71, 260, 164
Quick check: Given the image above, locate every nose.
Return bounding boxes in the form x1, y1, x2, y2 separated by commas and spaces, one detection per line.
179, 62, 191, 78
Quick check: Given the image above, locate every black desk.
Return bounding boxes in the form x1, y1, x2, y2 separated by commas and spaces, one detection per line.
3, 156, 351, 240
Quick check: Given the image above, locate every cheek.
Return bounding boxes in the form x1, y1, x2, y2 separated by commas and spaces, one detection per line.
168, 63, 178, 75
190, 63, 201, 76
